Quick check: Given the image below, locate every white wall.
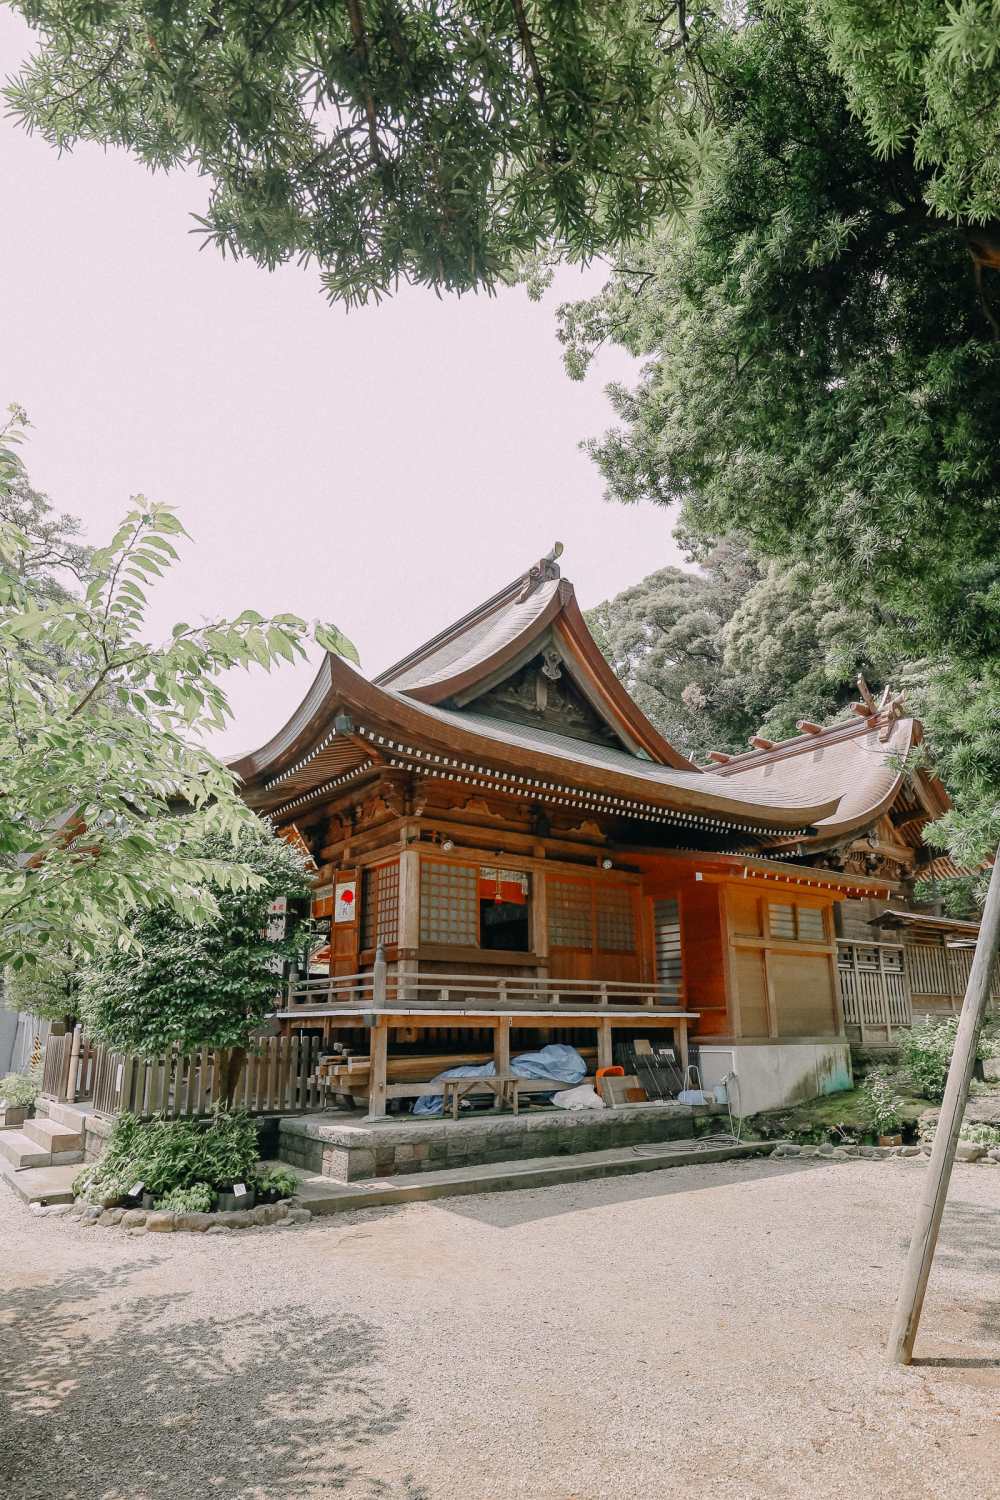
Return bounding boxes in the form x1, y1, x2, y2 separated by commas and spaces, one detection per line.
697, 1041, 853, 1117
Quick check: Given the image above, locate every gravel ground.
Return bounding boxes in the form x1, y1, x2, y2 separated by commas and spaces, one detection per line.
1, 1156, 999, 1500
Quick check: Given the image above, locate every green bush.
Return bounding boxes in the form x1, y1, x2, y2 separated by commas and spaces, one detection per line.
254, 1165, 298, 1200
154, 1182, 216, 1213
862, 1067, 904, 1135
76, 1109, 260, 1204
0, 1072, 39, 1108
900, 1019, 984, 1102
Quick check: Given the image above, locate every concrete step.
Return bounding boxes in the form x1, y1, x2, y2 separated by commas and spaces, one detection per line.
0, 1130, 52, 1170
23, 1117, 82, 1153
0, 1156, 78, 1206
40, 1100, 92, 1133
273, 1139, 776, 1217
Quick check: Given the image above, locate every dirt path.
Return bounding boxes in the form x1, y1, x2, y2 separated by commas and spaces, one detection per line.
2, 1156, 998, 1499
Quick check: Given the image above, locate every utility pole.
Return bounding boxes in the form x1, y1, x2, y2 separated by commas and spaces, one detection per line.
887, 851, 1000, 1364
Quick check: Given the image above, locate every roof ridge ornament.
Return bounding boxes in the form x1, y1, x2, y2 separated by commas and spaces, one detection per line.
515, 541, 564, 602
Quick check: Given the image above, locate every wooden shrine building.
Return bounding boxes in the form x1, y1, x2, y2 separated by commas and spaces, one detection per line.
231, 547, 958, 1114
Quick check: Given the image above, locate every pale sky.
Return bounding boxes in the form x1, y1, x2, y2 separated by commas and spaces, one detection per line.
1, 11, 684, 756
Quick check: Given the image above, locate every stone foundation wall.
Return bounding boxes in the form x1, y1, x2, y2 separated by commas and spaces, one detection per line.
279, 1101, 704, 1182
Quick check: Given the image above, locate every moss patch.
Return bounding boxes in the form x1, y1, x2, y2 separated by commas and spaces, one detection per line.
745, 1087, 928, 1145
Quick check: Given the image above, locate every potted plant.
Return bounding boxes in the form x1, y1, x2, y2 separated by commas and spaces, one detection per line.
254, 1165, 298, 1204
863, 1066, 905, 1146
0, 1072, 39, 1129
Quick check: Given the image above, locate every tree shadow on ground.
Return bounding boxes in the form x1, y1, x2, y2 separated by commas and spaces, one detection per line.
429, 1153, 826, 1228
0, 1258, 426, 1500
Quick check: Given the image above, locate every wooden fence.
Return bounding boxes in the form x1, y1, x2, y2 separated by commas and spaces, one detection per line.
44, 1034, 324, 1119
41, 1031, 99, 1103
838, 941, 911, 1041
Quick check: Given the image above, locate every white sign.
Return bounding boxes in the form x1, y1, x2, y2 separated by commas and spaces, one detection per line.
334, 880, 357, 924
266, 896, 287, 943
233, 1182, 248, 1199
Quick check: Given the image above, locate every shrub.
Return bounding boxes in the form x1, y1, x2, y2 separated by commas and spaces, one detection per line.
0, 1072, 39, 1108
254, 1165, 298, 1200
154, 1182, 216, 1213
900, 1019, 984, 1102
76, 1108, 260, 1203
862, 1067, 904, 1135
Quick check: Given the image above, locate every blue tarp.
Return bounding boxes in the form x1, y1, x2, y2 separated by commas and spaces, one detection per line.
411, 1044, 587, 1117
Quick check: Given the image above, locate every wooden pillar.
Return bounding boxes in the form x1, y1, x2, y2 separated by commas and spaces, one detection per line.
368, 1019, 388, 1121
676, 1020, 689, 1079
597, 1018, 613, 1071
397, 847, 421, 1001
493, 1017, 510, 1110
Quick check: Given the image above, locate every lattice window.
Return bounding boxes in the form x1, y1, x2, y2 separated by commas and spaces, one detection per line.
420, 860, 478, 945
362, 860, 399, 949
653, 898, 682, 994
548, 880, 592, 948
769, 903, 797, 940
597, 886, 636, 952
769, 902, 826, 943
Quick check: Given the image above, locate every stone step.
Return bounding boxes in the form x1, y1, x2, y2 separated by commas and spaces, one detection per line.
276, 1139, 776, 1217
40, 1100, 92, 1133
0, 1130, 52, 1170
23, 1117, 83, 1153
0, 1157, 78, 1206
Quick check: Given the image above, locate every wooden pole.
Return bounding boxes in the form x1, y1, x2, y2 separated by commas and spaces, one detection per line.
887, 851, 1000, 1364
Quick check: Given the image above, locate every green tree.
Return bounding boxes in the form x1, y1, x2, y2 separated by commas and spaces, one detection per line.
559, 4, 1000, 665
79, 824, 312, 1089
4, 950, 79, 1026
0, 407, 355, 965
586, 543, 891, 761
6, 1, 697, 305
556, 3, 1000, 864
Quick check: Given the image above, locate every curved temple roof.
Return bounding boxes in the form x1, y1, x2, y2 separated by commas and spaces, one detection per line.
231, 552, 931, 845
231, 653, 839, 834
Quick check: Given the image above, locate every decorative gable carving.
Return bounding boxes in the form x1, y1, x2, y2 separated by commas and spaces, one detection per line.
459, 653, 621, 748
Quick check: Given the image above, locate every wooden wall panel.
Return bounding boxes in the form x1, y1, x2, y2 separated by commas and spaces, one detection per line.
680, 881, 729, 1035
729, 888, 763, 939
734, 949, 769, 1037
770, 951, 837, 1036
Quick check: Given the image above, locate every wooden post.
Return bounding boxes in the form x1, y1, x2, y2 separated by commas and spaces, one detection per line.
493, 1017, 510, 1110
367, 943, 389, 1120
368, 1021, 388, 1120
887, 850, 1000, 1365
65, 1024, 83, 1103
597, 1019, 613, 1071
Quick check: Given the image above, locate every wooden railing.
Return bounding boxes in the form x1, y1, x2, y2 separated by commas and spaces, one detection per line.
44, 1035, 324, 1119
838, 941, 911, 1040
282, 965, 686, 1016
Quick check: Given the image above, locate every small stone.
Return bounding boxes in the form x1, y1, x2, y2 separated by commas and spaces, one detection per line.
98, 1208, 124, 1227
898, 1145, 921, 1157
830, 1147, 850, 1160
988, 1148, 1000, 1163
840, 1146, 860, 1157
175, 1212, 213, 1233
205, 1224, 231, 1235
78, 1216, 97, 1228
797, 1147, 818, 1158
145, 1211, 177, 1233
957, 1141, 986, 1162
816, 1145, 839, 1159
121, 1208, 147, 1228
286, 1207, 311, 1224
45, 1203, 73, 1217
126, 1226, 147, 1237
215, 1210, 252, 1229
